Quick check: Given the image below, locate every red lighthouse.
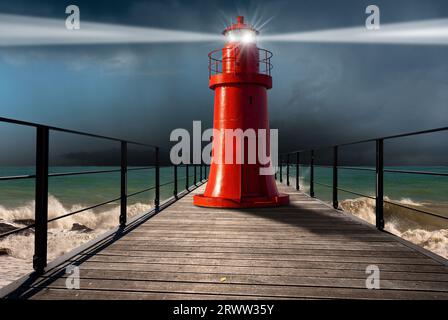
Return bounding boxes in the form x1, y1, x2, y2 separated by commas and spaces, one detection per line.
193, 16, 289, 208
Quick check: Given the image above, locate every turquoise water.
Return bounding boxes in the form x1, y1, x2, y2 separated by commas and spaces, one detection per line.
1, 165, 447, 211
281, 166, 448, 209
0, 166, 198, 210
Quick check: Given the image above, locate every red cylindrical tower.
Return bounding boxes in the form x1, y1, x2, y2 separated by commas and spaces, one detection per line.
193, 16, 289, 208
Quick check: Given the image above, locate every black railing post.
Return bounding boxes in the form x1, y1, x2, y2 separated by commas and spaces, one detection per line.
173, 165, 178, 198
296, 152, 300, 190
286, 154, 290, 186
279, 156, 283, 183
120, 141, 127, 227
155, 147, 160, 211
333, 146, 338, 209
185, 164, 189, 190
310, 150, 315, 197
194, 164, 197, 185
200, 162, 203, 181
33, 126, 49, 273
376, 139, 385, 230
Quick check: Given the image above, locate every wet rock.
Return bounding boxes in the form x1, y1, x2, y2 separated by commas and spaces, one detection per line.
19, 229, 34, 236
70, 223, 93, 233
0, 223, 18, 234
0, 222, 33, 237
0, 248, 12, 256
13, 219, 35, 226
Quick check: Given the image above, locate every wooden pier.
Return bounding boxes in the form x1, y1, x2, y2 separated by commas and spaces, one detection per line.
5, 183, 448, 300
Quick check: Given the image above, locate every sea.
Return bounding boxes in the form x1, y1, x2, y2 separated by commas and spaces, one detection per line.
0, 165, 447, 287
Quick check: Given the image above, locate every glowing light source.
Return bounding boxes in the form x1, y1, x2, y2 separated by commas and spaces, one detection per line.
226, 30, 257, 44
242, 31, 256, 43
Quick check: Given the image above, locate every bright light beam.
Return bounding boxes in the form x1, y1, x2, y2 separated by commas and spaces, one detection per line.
260, 19, 448, 45
0, 14, 220, 47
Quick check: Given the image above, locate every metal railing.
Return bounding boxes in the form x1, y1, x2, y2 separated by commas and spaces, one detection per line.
0, 116, 208, 273
208, 47, 273, 78
277, 126, 448, 230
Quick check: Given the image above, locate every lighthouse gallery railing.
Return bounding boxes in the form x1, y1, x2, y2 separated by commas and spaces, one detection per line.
208, 47, 273, 78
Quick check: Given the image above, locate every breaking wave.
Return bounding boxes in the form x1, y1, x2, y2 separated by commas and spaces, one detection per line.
339, 197, 448, 259
0, 195, 152, 260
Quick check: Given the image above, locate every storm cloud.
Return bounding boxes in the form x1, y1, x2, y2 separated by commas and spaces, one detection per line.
0, 0, 447, 165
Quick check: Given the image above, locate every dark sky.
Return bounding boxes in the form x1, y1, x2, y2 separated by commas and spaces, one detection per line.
0, 0, 447, 165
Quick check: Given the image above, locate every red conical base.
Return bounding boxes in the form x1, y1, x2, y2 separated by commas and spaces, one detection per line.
194, 163, 289, 208
193, 193, 289, 208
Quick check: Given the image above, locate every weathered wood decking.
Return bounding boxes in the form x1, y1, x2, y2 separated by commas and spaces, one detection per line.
10, 183, 448, 299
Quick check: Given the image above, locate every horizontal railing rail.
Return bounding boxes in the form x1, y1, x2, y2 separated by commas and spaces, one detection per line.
0, 116, 157, 148
277, 126, 448, 232
0, 116, 209, 274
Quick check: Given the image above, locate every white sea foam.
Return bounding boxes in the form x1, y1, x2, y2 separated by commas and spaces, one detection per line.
398, 198, 423, 206
339, 197, 448, 259
0, 195, 152, 261
287, 176, 309, 193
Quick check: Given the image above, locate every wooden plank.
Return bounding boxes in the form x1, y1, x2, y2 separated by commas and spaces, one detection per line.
47, 269, 448, 292
131, 226, 382, 233
31, 288, 280, 300
78, 261, 448, 282
134, 226, 378, 233
33, 278, 448, 300
104, 245, 422, 257
143, 220, 367, 226
89, 251, 438, 266
123, 232, 390, 240
94, 250, 438, 264
108, 241, 412, 252
80, 255, 447, 273
137, 221, 370, 227
114, 237, 404, 244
